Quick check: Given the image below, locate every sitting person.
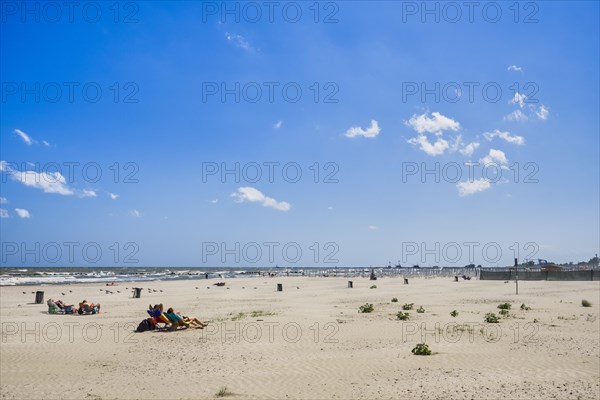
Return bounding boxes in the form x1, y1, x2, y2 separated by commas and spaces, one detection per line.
147, 304, 170, 326
47, 299, 61, 314
47, 299, 75, 314
164, 307, 190, 330
55, 299, 76, 314
78, 300, 100, 315
164, 308, 208, 329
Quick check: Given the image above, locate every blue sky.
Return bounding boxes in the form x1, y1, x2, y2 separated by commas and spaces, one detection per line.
1, 1, 598, 268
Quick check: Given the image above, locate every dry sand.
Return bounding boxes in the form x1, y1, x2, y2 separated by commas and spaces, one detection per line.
1, 277, 599, 399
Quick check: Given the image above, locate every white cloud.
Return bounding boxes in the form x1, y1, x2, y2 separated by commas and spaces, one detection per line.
14, 129, 52, 147
130, 210, 141, 217
507, 65, 523, 72
407, 134, 449, 156
459, 142, 480, 157
210, 199, 218, 204
109, 193, 119, 200
344, 120, 380, 138
456, 178, 492, 197
273, 120, 283, 129
0, 208, 8, 218
483, 129, 525, 145
405, 112, 460, 135
80, 189, 97, 198
0, 197, 7, 204
1, 162, 96, 197
480, 149, 508, 168
225, 32, 252, 51
231, 187, 291, 212
536, 105, 549, 120
327, 206, 333, 210
510, 92, 527, 108
15, 208, 31, 218
8, 169, 74, 195
368, 225, 378, 230
504, 109, 528, 122
15, 129, 33, 145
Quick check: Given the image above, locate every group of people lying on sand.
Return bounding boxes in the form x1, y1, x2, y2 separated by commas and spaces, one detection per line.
144, 304, 208, 331
47, 299, 101, 315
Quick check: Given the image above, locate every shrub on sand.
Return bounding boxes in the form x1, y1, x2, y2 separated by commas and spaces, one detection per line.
582, 299, 592, 307
359, 303, 374, 313
216, 387, 233, 397
484, 313, 500, 323
411, 343, 432, 356
396, 311, 410, 321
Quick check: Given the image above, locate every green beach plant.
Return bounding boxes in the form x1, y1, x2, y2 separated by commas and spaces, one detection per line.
359, 303, 374, 313
216, 387, 234, 397
250, 310, 276, 318
497, 303, 512, 310
370, 285, 377, 289
396, 311, 410, 320
484, 312, 500, 323
498, 309, 509, 317
402, 303, 414, 310
411, 343, 432, 356
416, 306, 425, 313
450, 310, 459, 317
520, 303, 531, 311
582, 299, 592, 307
391, 297, 398, 303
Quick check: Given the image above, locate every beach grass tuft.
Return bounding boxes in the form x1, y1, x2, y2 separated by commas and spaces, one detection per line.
416, 306, 425, 313
370, 285, 377, 289
450, 310, 459, 317
216, 386, 234, 397
582, 299, 592, 307
497, 303, 512, 310
396, 311, 410, 321
391, 297, 398, 303
411, 343, 432, 356
484, 312, 500, 323
359, 303, 374, 313
250, 310, 276, 318
402, 303, 414, 310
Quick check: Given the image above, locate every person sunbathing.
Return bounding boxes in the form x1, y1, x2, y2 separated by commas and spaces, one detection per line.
47, 299, 75, 314
78, 300, 100, 315
164, 308, 208, 329
147, 304, 170, 326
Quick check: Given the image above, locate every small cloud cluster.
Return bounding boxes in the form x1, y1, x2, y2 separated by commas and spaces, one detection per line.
14, 129, 52, 147
405, 112, 472, 157
483, 129, 525, 145
1, 161, 96, 198
345, 120, 381, 138
225, 32, 253, 51
231, 187, 290, 211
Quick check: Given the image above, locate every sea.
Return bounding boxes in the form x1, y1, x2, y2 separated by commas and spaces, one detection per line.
0, 266, 484, 286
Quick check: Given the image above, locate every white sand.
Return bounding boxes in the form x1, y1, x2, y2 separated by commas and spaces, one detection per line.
1, 277, 599, 399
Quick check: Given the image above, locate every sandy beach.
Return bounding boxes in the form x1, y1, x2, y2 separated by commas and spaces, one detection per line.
1, 277, 599, 399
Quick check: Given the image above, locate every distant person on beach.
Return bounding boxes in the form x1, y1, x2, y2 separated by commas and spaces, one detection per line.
78, 300, 100, 315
